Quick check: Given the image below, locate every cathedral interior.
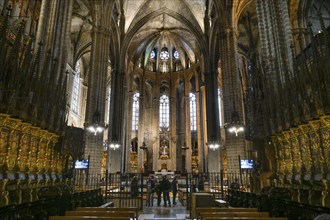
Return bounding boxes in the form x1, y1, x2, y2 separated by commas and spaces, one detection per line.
0, 0, 329, 217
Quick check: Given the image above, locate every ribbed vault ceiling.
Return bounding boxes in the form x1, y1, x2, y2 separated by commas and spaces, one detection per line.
124, 0, 206, 67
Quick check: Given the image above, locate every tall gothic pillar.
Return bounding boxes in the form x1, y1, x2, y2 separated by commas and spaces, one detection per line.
84, 1, 112, 174
199, 85, 207, 172
152, 80, 160, 171
256, 0, 296, 132
219, 27, 246, 173
204, 65, 220, 172
170, 79, 177, 172
194, 69, 204, 173
138, 75, 146, 172
184, 78, 192, 172
108, 69, 126, 173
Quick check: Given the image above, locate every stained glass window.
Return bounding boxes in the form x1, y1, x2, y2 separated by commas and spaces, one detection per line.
190, 93, 197, 131
160, 50, 169, 60
174, 50, 179, 59
71, 62, 80, 114
150, 50, 155, 59
218, 89, 223, 126
132, 92, 140, 131
159, 94, 170, 128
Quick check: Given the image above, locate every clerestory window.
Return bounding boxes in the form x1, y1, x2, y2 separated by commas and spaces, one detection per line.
132, 92, 140, 131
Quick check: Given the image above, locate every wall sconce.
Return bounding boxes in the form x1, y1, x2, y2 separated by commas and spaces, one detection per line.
86, 110, 106, 135
109, 142, 120, 150
228, 125, 244, 136
225, 110, 244, 136
208, 141, 220, 151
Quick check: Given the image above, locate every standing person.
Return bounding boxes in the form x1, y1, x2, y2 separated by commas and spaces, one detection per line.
146, 176, 155, 207
171, 176, 178, 205
131, 175, 139, 198
198, 175, 204, 192
230, 178, 240, 190
160, 175, 171, 207
155, 178, 162, 206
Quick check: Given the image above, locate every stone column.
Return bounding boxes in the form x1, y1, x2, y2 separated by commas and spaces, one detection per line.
84, 1, 112, 174
152, 79, 160, 171
35, 0, 50, 47
256, 0, 295, 132
204, 66, 220, 173
138, 75, 146, 172
199, 85, 207, 172
218, 27, 245, 174
108, 70, 125, 173
170, 79, 177, 172
184, 78, 192, 172
126, 90, 134, 172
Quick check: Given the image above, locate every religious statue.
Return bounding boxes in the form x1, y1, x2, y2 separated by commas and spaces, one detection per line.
159, 140, 169, 159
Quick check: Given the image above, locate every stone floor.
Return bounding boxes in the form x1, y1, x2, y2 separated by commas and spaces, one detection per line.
139, 199, 189, 220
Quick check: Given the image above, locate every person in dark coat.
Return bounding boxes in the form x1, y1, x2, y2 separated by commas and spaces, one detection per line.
160, 175, 171, 207
230, 178, 240, 190
171, 176, 178, 205
146, 176, 155, 206
130, 175, 139, 198
155, 178, 162, 206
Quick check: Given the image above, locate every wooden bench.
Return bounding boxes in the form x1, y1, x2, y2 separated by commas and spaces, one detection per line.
49, 217, 131, 220
200, 212, 269, 220
65, 210, 135, 219
202, 218, 287, 220
75, 207, 139, 219
196, 207, 258, 218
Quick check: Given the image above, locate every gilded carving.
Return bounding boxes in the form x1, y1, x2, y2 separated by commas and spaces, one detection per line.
7, 131, 20, 171
290, 128, 302, 175
320, 116, 329, 173
45, 141, 53, 173
37, 139, 47, 173
283, 131, 293, 175
0, 128, 9, 170
299, 125, 312, 175
308, 131, 323, 174
274, 135, 286, 176
29, 137, 38, 172
17, 134, 30, 172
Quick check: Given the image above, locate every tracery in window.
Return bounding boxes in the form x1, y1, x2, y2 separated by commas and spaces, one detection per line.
132, 92, 140, 131
160, 50, 169, 60
159, 94, 170, 129
71, 62, 80, 114
174, 50, 179, 59
150, 50, 155, 59
190, 92, 197, 131
106, 88, 111, 122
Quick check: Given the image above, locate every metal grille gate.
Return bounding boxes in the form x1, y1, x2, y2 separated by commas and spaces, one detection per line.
73, 170, 252, 210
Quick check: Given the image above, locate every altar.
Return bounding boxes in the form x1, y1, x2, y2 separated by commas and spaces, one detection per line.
154, 171, 174, 175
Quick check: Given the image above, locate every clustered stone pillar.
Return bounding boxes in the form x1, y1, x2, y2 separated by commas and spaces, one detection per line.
204, 66, 220, 172
170, 80, 177, 172
219, 27, 246, 174
184, 78, 192, 172
84, 1, 112, 174
256, 0, 295, 132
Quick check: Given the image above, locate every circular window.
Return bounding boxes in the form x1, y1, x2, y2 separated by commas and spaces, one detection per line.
160, 50, 169, 60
